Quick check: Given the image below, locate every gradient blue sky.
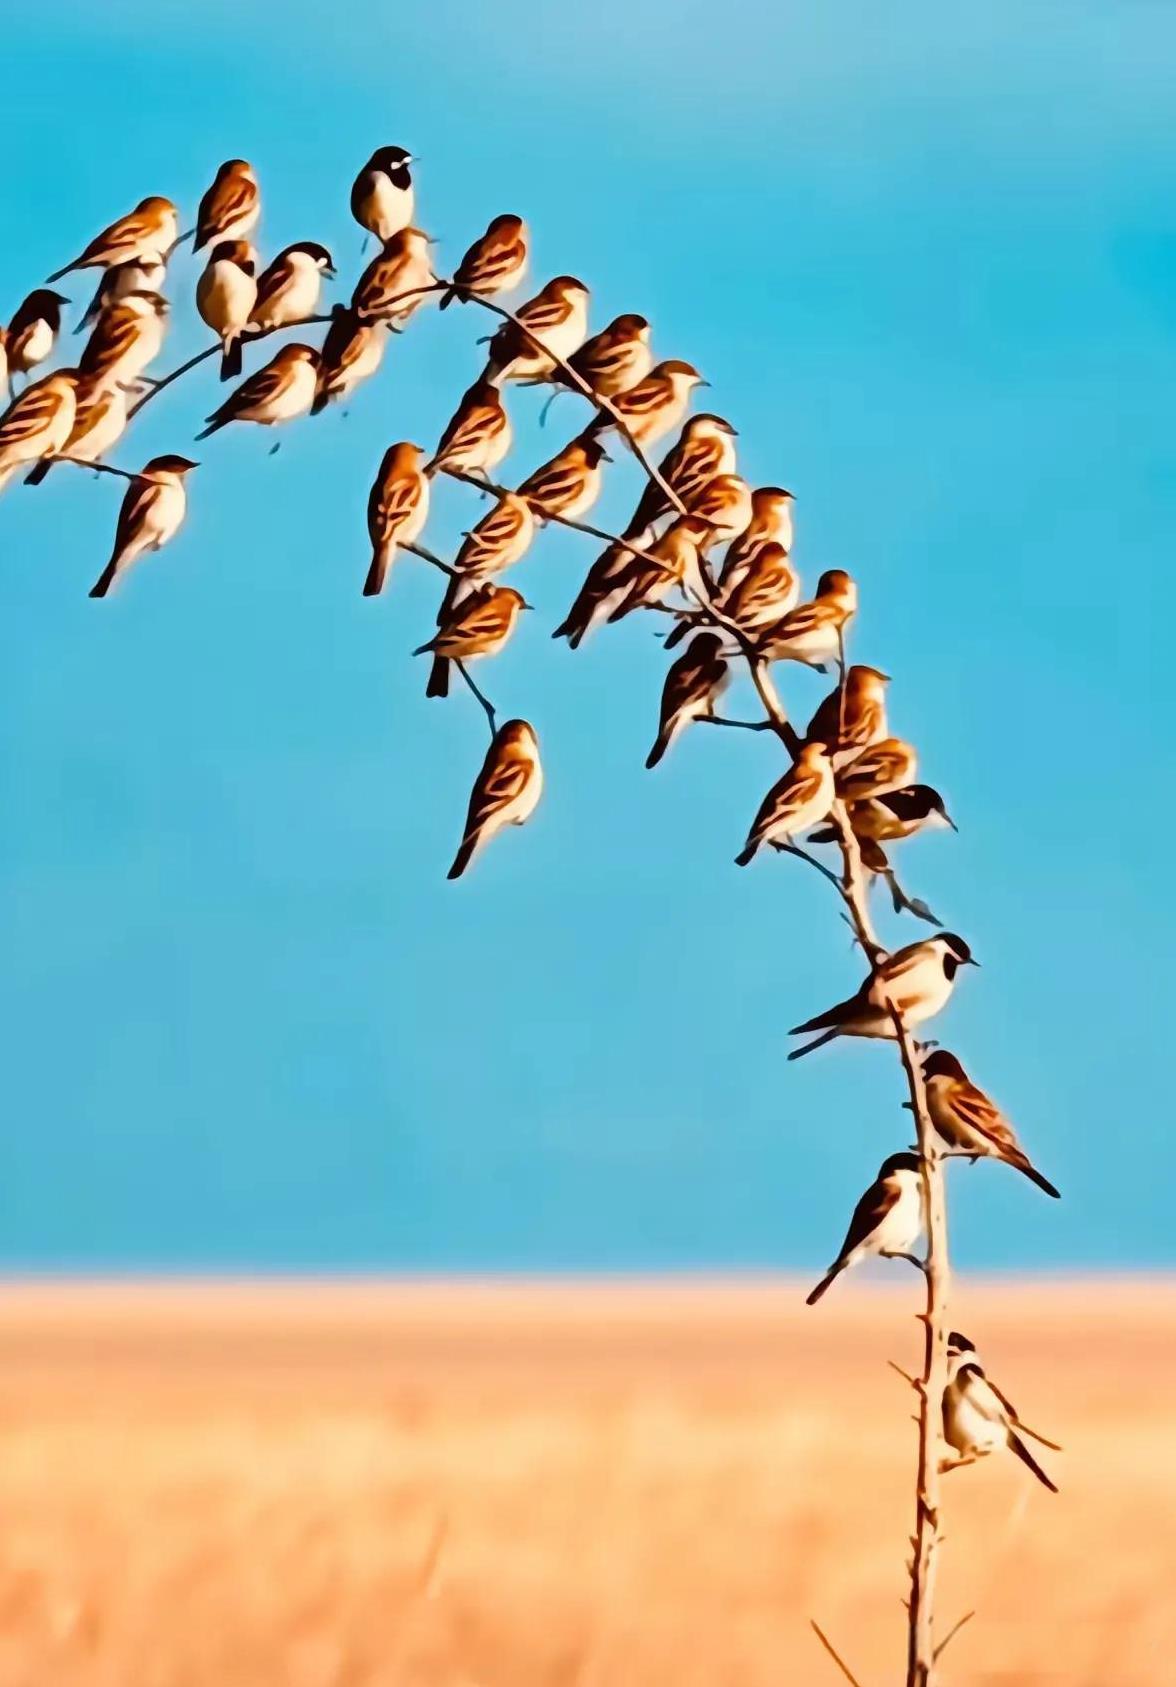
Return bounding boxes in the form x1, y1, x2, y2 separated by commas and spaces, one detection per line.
0, 2, 1171, 1270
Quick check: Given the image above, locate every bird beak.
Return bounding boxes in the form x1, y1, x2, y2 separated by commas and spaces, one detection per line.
325, 263, 338, 278
698, 378, 712, 388
521, 599, 536, 611
944, 811, 959, 832
966, 956, 980, 967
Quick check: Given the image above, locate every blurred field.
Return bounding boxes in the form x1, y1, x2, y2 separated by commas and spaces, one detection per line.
0, 1277, 1169, 1687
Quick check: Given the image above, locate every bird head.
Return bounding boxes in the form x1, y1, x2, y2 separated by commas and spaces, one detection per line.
659, 358, 707, 390
816, 568, 857, 608
920, 1049, 966, 1082
947, 1331, 976, 1359
940, 933, 978, 968
548, 275, 589, 303
371, 145, 414, 172
143, 454, 199, 477
138, 196, 178, 217
288, 241, 335, 276
879, 1150, 921, 1179
687, 412, 736, 438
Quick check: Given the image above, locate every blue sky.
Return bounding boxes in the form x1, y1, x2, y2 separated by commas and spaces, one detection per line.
0, 1, 1172, 1270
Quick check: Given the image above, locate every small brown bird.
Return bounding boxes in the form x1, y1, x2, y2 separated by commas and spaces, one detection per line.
426, 378, 512, 479
362, 441, 429, 596
249, 243, 335, 332
481, 276, 590, 383
712, 540, 799, 633
313, 306, 386, 413
454, 492, 536, 579
197, 343, 320, 437
196, 240, 257, 379
448, 719, 543, 880
622, 413, 738, 540
0, 370, 78, 492
516, 430, 608, 523
806, 1152, 926, 1305
352, 228, 436, 325
942, 1332, 1060, 1491
720, 487, 796, 587
687, 473, 753, 546
48, 197, 179, 282
6, 288, 71, 379
416, 582, 530, 697
24, 373, 128, 485
78, 291, 168, 390
77, 256, 167, 334
193, 160, 260, 251
921, 1051, 1059, 1197
805, 665, 891, 763
350, 147, 415, 244
607, 514, 713, 624
735, 742, 835, 866
552, 540, 634, 649
565, 313, 652, 398
836, 736, 918, 803
757, 569, 858, 668
788, 933, 977, 1060
441, 214, 529, 310
591, 359, 706, 450
88, 455, 198, 597
646, 631, 730, 768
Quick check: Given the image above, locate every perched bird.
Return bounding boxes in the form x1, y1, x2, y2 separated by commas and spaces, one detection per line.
622, 413, 738, 542
448, 719, 543, 880
943, 1332, 1060, 1492
350, 146, 415, 244
516, 430, 607, 523
788, 933, 978, 1060
313, 306, 386, 413
565, 313, 652, 399
415, 583, 530, 697
6, 288, 71, 379
735, 741, 835, 866
805, 666, 890, 764
552, 540, 634, 649
249, 243, 335, 332
722, 487, 796, 577
645, 631, 729, 768
193, 160, 260, 251
426, 378, 511, 479
0, 371, 78, 492
48, 197, 179, 282
839, 786, 956, 845
24, 374, 128, 485
711, 539, 799, 633
196, 240, 257, 379
453, 492, 536, 579
481, 276, 590, 383
590, 358, 706, 450
805, 1152, 926, 1305
441, 214, 528, 309
757, 569, 858, 668
362, 441, 429, 596
77, 256, 166, 334
88, 455, 197, 597
606, 514, 713, 624
196, 343, 320, 437
921, 1051, 1059, 1197
687, 472, 753, 546
836, 735, 919, 803
78, 291, 168, 390
352, 228, 435, 325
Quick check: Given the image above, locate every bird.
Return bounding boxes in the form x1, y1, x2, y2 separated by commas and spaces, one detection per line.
836, 736, 919, 803
350, 146, 415, 244
645, 632, 729, 768
722, 487, 797, 577
942, 1332, 1060, 1492
564, 313, 652, 398
804, 666, 890, 764
351, 228, 435, 325
88, 455, 197, 597
516, 431, 608, 523
805, 1152, 926, 1305
589, 359, 706, 450
686, 472, 753, 547
788, 933, 978, 1060
415, 583, 530, 698
77, 256, 167, 334
362, 442, 429, 596
313, 306, 386, 413
426, 378, 511, 479
6, 289, 71, 380
757, 569, 858, 669
193, 159, 260, 251
711, 539, 799, 634
249, 243, 335, 332
835, 786, 957, 847
453, 493, 536, 579
921, 1050, 1059, 1197
196, 343, 320, 437
196, 240, 257, 379
448, 719, 543, 880
441, 214, 528, 309
606, 514, 713, 624
735, 742, 835, 866
47, 197, 179, 282
78, 291, 168, 390
24, 373, 127, 485
552, 540, 634, 649
621, 413, 738, 542
0, 371, 78, 492
481, 276, 590, 383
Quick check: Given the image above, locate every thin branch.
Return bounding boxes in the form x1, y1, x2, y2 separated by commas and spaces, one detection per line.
455, 660, 498, 738
126, 314, 333, 419
933, 1610, 975, 1663
697, 714, 774, 732
52, 456, 143, 483
401, 539, 458, 579
810, 1620, 868, 1687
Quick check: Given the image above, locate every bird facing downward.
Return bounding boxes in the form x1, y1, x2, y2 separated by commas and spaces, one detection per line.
806, 1152, 926, 1305
646, 631, 730, 769
921, 1050, 1059, 1197
197, 343, 320, 437
448, 719, 543, 880
89, 455, 197, 598
942, 1332, 1060, 1492
735, 742, 835, 866
788, 933, 978, 1059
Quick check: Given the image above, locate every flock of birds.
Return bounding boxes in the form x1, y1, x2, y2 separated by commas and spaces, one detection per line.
1, 148, 1058, 1487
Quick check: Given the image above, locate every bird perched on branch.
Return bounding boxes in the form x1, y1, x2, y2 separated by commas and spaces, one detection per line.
47, 197, 179, 282
722, 487, 796, 574
196, 241, 257, 379
788, 933, 978, 1060
441, 214, 528, 309
196, 343, 320, 437
589, 358, 706, 450
77, 257, 167, 334
942, 1332, 1060, 1491
416, 583, 530, 698
836, 736, 918, 803
193, 160, 260, 251
0, 370, 78, 492
313, 307, 386, 413
453, 492, 536, 579
804, 666, 890, 764
687, 472, 752, 547
481, 276, 589, 383
711, 539, 799, 635
25, 374, 128, 485
606, 514, 712, 624
552, 540, 634, 648
351, 146, 415, 245
362, 442, 429, 596
806, 1152, 925, 1305
426, 378, 511, 480
757, 569, 858, 669
735, 741, 835, 866
352, 228, 436, 325
622, 413, 738, 543
516, 431, 607, 523
921, 1051, 1059, 1197
249, 243, 335, 332
89, 455, 197, 597
645, 631, 729, 768
448, 719, 543, 880
6, 289, 70, 383
79, 291, 168, 391
564, 313, 652, 399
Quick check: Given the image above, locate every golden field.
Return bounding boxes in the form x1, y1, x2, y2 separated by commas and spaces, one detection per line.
0, 1278, 1169, 1687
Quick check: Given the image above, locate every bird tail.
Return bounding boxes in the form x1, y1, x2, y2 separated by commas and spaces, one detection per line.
645, 732, 671, 771
363, 546, 393, 597
24, 460, 53, 487
447, 832, 479, 879
662, 619, 692, 651
787, 1027, 841, 1062
438, 287, 459, 312
1008, 1431, 1058, 1492
805, 1263, 844, 1306
1010, 1156, 1060, 1200
220, 337, 242, 381
552, 599, 589, 648
77, 278, 105, 334
807, 824, 839, 843
426, 656, 450, 698
194, 418, 222, 441
89, 558, 119, 599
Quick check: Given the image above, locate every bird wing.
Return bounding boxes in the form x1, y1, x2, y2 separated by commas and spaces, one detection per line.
367, 467, 423, 544
571, 328, 629, 386
252, 259, 301, 320
463, 743, 534, 840
517, 447, 584, 512
75, 210, 151, 265
612, 375, 667, 420
659, 641, 726, 727
517, 292, 571, 334
457, 498, 528, 569
0, 383, 66, 451
456, 230, 525, 291
110, 478, 157, 559
945, 1079, 1022, 1159
6, 295, 44, 341
445, 587, 511, 642
197, 174, 254, 244
721, 554, 796, 626
833, 1178, 902, 1264
761, 599, 828, 643
79, 305, 142, 376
